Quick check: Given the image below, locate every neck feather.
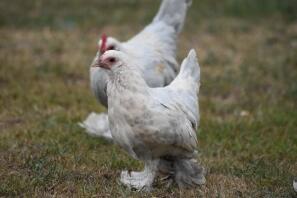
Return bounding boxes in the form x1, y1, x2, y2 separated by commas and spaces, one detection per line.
109, 66, 148, 94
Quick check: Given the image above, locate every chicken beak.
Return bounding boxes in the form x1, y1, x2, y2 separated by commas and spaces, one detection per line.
96, 57, 110, 70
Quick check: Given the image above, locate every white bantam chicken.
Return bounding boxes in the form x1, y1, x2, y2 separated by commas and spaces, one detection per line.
80, 0, 192, 140
94, 49, 205, 191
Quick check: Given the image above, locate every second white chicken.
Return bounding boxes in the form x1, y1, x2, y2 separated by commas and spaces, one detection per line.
80, 0, 192, 141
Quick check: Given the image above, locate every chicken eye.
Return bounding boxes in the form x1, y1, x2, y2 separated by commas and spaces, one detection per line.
108, 57, 116, 63
107, 45, 115, 50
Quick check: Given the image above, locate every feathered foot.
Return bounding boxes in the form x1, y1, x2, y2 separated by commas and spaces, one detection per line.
174, 159, 206, 188
120, 160, 159, 191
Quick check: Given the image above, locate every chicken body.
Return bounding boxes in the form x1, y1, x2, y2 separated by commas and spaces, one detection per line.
101, 49, 205, 190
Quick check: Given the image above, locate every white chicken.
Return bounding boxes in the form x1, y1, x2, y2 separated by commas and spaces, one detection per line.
94, 49, 205, 191
80, 0, 192, 141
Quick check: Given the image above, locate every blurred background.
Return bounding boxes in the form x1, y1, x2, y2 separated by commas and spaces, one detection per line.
0, 0, 297, 197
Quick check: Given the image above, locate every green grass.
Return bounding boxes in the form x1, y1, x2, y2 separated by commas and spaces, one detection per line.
0, 0, 297, 197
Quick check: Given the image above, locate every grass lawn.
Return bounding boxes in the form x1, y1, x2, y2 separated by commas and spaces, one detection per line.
0, 0, 297, 197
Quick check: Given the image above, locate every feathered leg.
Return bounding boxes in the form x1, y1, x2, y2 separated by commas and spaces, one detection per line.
174, 158, 206, 188
120, 160, 159, 191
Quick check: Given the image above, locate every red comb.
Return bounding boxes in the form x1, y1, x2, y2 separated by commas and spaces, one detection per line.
100, 33, 107, 54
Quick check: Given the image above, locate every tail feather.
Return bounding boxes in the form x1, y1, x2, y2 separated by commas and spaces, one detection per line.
178, 49, 200, 83
78, 112, 113, 142
153, 0, 192, 34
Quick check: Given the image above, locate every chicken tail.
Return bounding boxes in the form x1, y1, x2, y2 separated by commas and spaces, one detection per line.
174, 158, 206, 188
78, 112, 113, 142
153, 0, 192, 34
177, 49, 200, 84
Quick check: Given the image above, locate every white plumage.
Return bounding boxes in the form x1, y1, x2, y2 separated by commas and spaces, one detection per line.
95, 49, 205, 191
80, 0, 192, 140
78, 112, 111, 140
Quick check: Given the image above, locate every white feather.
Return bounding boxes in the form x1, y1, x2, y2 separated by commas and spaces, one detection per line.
78, 112, 112, 141
293, 178, 297, 192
